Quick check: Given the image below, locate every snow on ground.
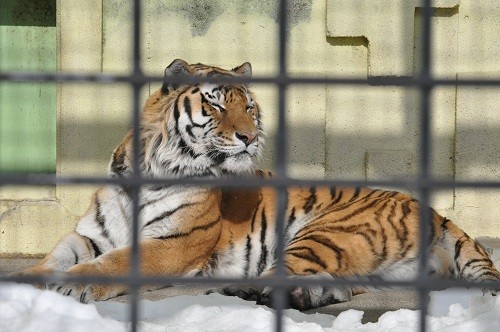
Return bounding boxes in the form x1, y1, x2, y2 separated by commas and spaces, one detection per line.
1, 282, 499, 332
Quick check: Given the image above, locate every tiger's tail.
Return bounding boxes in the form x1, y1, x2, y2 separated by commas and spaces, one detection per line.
439, 217, 499, 283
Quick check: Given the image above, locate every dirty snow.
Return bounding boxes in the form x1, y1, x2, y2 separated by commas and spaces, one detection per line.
1, 283, 499, 332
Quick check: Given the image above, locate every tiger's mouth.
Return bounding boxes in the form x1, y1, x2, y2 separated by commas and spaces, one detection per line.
209, 150, 252, 165
209, 151, 229, 165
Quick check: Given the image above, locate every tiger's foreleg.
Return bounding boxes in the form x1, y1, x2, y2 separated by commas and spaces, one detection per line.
49, 233, 219, 303
14, 232, 95, 278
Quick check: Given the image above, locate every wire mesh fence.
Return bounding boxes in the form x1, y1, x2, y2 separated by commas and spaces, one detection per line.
1, 1, 500, 332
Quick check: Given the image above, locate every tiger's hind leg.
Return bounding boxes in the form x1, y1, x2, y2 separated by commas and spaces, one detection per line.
438, 218, 499, 292
281, 272, 353, 310
212, 272, 353, 310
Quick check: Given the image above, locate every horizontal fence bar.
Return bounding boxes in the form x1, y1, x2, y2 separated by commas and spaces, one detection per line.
1, 72, 500, 87
2, 273, 498, 291
0, 174, 499, 189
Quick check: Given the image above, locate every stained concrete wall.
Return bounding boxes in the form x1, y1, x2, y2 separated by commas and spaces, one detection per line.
1, 0, 499, 254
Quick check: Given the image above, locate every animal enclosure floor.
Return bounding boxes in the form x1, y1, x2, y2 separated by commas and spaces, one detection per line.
1, 258, 419, 323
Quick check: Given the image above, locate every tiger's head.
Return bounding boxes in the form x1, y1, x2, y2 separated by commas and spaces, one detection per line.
137, 59, 264, 178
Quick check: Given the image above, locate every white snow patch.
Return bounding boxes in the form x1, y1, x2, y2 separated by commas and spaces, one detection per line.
0, 283, 124, 332
1, 283, 499, 332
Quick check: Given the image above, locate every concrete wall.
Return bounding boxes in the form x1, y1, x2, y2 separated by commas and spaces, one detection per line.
1, 0, 499, 254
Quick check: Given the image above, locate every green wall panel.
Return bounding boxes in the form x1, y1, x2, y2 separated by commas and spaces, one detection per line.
0, 2, 57, 173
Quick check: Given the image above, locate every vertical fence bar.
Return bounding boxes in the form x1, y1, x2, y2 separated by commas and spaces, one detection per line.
130, 0, 143, 331
418, 0, 434, 331
274, 0, 289, 331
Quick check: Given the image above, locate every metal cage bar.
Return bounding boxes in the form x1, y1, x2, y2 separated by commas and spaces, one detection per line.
1, 1, 500, 332
417, 1, 434, 331
272, 0, 289, 331
129, 0, 143, 330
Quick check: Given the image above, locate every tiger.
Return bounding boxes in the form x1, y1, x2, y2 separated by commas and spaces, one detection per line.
17, 59, 499, 310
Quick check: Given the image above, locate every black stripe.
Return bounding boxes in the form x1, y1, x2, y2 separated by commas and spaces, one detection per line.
389, 191, 401, 198
139, 190, 171, 210
387, 201, 405, 250
250, 199, 262, 233
303, 187, 317, 214
398, 201, 411, 250
110, 149, 127, 176
329, 187, 336, 201
209, 252, 220, 271
400, 242, 414, 259
373, 200, 390, 261
441, 217, 451, 229
319, 222, 380, 262
348, 187, 361, 202
173, 100, 181, 135
296, 234, 344, 269
178, 137, 200, 158
330, 190, 343, 206
286, 207, 297, 230
474, 270, 499, 280
461, 258, 492, 272
201, 104, 210, 117
186, 125, 195, 138
79, 291, 87, 303
95, 196, 115, 247
286, 246, 328, 269
144, 202, 194, 228
285, 263, 298, 275
332, 199, 381, 223
71, 246, 79, 264
361, 189, 380, 201
257, 209, 268, 275
286, 199, 380, 238
88, 238, 102, 258
303, 268, 319, 274
161, 82, 175, 94
208, 151, 228, 165
454, 236, 471, 275
154, 217, 220, 240
184, 96, 193, 123
244, 235, 252, 277
454, 235, 469, 261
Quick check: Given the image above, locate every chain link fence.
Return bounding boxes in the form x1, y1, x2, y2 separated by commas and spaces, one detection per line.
1, 1, 500, 331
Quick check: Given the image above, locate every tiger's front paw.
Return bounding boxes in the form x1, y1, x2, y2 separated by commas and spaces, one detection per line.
48, 283, 120, 303
9, 267, 56, 290
47, 263, 126, 303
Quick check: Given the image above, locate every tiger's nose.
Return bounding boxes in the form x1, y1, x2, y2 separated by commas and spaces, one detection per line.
235, 131, 257, 146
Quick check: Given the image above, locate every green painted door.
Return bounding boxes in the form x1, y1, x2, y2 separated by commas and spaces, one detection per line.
0, 0, 57, 173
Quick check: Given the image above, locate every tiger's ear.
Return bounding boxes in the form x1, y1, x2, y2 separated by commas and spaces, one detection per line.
232, 62, 252, 78
162, 59, 191, 95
